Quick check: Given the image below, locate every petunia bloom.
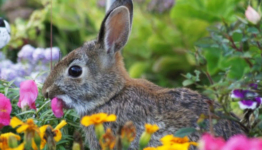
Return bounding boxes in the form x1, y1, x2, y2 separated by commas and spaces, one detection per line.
231, 89, 261, 110
0, 93, 12, 129
51, 98, 64, 118
17, 80, 38, 110
245, 6, 261, 24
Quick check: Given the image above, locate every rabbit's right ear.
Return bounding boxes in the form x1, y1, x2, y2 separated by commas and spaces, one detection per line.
98, 1, 133, 54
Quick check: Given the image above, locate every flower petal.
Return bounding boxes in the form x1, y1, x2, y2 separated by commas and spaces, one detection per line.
81, 116, 93, 127
238, 100, 257, 110
54, 120, 67, 130
51, 98, 64, 118
54, 130, 62, 142
16, 124, 29, 133
105, 114, 117, 122
10, 117, 24, 128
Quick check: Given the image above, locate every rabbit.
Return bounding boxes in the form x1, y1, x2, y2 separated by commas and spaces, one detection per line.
42, 0, 246, 149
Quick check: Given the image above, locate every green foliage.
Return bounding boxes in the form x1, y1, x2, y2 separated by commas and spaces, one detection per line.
184, 0, 262, 136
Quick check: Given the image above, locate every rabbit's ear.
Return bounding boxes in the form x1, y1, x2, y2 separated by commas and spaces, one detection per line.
98, 6, 131, 54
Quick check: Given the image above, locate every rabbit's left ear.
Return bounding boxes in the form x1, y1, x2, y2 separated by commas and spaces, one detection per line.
98, 6, 131, 54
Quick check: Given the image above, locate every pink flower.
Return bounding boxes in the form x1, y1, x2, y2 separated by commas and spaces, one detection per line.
245, 6, 261, 24
0, 93, 12, 128
17, 80, 38, 110
221, 135, 249, 150
199, 133, 226, 150
51, 98, 64, 118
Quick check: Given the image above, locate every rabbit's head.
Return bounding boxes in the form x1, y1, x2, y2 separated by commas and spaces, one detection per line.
42, 0, 133, 115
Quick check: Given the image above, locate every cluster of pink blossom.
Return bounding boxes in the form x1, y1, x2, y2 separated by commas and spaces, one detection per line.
0, 80, 63, 129
199, 133, 262, 150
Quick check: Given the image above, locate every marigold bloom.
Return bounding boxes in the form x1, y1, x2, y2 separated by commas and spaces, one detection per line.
245, 6, 261, 24
145, 124, 159, 134
0, 132, 21, 149
81, 113, 117, 126
0, 93, 12, 128
39, 120, 67, 149
17, 80, 38, 110
157, 144, 189, 150
51, 98, 64, 118
10, 117, 39, 133
160, 135, 197, 150
139, 124, 159, 150
100, 128, 116, 150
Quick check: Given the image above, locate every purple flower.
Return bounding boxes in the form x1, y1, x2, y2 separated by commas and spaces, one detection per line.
249, 83, 258, 89
12, 63, 26, 76
18, 44, 35, 61
44, 47, 60, 61
32, 48, 45, 62
0, 68, 17, 81
231, 89, 261, 110
0, 60, 13, 68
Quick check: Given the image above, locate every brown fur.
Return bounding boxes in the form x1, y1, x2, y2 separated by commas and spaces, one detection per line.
42, 0, 245, 149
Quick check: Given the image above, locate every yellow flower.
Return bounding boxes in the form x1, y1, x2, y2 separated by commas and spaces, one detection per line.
144, 147, 157, 150
145, 124, 159, 134
157, 144, 189, 150
0, 132, 21, 149
39, 120, 67, 149
10, 117, 38, 133
81, 113, 117, 127
139, 124, 159, 150
159, 135, 198, 150
100, 128, 116, 150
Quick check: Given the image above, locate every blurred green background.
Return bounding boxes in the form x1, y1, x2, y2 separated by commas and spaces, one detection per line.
0, 0, 253, 88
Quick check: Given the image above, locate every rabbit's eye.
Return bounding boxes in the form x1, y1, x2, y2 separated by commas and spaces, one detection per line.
69, 65, 82, 77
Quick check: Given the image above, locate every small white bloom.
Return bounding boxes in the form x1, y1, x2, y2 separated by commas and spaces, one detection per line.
245, 6, 261, 24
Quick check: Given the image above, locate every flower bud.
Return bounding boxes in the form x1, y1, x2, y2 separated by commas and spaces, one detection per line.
245, 6, 261, 24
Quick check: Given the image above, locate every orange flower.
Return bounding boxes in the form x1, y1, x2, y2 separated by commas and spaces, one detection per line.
100, 128, 116, 150
145, 124, 159, 134
121, 121, 136, 142
81, 113, 117, 127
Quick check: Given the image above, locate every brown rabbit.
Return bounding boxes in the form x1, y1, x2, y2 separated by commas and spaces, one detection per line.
42, 0, 246, 149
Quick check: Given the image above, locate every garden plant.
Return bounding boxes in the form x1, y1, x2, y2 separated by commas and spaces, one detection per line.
0, 0, 262, 150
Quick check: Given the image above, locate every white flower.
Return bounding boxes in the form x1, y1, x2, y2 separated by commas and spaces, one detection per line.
245, 6, 261, 24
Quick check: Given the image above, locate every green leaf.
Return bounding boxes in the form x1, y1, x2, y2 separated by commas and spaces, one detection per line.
247, 27, 259, 34
182, 80, 194, 86
174, 127, 196, 137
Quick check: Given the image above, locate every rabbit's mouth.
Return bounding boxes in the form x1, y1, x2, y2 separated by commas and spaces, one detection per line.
56, 95, 74, 109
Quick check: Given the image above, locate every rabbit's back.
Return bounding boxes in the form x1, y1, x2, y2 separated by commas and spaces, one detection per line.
83, 78, 245, 150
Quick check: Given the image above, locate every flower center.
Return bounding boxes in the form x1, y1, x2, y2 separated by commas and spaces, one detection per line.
0, 109, 7, 112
